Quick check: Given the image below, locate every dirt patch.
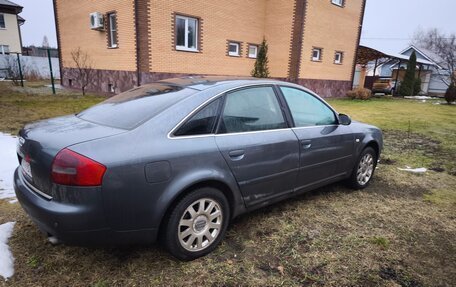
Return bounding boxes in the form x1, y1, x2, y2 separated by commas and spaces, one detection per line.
379, 266, 423, 287
382, 130, 455, 176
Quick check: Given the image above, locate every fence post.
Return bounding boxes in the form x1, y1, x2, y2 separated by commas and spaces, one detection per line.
47, 49, 56, 94
16, 53, 24, 87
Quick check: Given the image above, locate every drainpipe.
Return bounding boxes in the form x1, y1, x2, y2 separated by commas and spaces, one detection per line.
134, 0, 141, 87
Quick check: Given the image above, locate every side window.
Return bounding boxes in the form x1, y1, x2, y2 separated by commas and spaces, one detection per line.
219, 86, 286, 134
174, 98, 221, 136
280, 87, 337, 127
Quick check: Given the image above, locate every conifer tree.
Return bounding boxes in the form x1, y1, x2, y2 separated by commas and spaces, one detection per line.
251, 39, 270, 78
398, 51, 417, 96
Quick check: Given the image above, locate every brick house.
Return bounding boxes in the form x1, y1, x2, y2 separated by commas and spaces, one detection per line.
53, 0, 366, 97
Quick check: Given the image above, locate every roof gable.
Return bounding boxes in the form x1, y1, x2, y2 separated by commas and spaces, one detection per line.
399, 45, 435, 63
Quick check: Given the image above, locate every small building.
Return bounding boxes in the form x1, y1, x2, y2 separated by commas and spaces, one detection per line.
354, 45, 449, 96
53, 0, 367, 96
0, 0, 24, 55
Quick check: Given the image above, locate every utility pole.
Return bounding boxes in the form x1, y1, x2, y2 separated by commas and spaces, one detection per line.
16, 53, 23, 87
47, 49, 56, 94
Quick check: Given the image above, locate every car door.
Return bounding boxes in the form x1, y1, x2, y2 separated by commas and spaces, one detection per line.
278, 86, 355, 192
215, 85, 299, 207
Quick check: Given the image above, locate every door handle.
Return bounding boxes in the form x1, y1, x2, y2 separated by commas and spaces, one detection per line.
228, 149, 245, 160
301, 140, 312, 149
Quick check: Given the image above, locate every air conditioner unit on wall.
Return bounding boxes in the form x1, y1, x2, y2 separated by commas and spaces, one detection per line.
90, 12, 104, 30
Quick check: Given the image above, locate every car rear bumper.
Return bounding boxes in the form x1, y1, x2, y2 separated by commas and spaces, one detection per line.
14, 168, 157, 246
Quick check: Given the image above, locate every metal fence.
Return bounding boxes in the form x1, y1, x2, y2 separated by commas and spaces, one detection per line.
0, 54, 60, 80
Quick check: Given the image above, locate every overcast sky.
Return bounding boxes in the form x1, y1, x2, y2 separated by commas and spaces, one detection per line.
13, 0, 456, 54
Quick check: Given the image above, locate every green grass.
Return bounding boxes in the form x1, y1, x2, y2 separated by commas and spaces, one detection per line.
424, 188, 456, 207
0, 82, 104, 134
0, 84, 455, 286
328, 97, 456, 173
369, 236, 390, 249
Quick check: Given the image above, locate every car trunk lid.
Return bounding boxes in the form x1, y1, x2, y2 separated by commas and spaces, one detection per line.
17, 115, 126, 198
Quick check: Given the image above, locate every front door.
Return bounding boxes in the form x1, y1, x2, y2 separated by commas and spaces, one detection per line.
215, 86, 299, 207
278, 86, 355, 191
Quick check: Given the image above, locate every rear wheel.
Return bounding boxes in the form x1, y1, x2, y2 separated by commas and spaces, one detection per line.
348, 147, 377, 189
163, 187, 230, 260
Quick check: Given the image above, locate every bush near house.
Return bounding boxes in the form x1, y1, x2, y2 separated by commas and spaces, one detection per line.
346, 87, 372, 100
445, 82, 456, 103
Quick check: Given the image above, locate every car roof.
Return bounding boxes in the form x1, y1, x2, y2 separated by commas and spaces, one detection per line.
158, 76, 286, 91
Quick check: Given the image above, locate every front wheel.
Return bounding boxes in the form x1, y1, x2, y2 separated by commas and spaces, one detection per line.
162, 187, 230, 260
348, 147, 377, 189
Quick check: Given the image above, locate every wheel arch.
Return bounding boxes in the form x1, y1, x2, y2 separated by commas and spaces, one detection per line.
155, 173, 245, 241
364, 140, 380, 159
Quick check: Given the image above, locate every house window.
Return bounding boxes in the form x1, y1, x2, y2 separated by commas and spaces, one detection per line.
248, 44, 258, 58
107, 13, 118, 48
331, 0, 344, 7
0, 14, 5, 29
228, 42, 240, 56
334, 51, 343, 64
312, 48, 322, 61
175, 15, 198, 52
0, 45, 10, 55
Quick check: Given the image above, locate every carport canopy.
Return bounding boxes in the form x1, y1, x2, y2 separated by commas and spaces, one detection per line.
356, 45, 437, 67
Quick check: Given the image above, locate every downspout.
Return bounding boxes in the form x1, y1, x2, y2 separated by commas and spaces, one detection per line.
134, 0, 141, 86
52, 0, 63, 85
16, 16, 23, 54
350, 0, 367, 90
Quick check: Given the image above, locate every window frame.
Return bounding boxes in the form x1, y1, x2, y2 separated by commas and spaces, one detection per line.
0, 45, 10, 55
175, 14, 199, 52
227, 41, 241, 57
247, 44, 258, 58
334, 51, 343, 64
0, 14, 5, 29
173, 97, 223, 137
215, 85, 288, 134
312, 48, 322, 62
107, 12, 118, 48
169, 84, 292, 138
331, 0, 344, 7
277, 85, 340, 128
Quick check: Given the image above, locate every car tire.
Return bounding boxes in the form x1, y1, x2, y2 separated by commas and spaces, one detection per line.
348, 147, 377, 190
162, 187, 230, 261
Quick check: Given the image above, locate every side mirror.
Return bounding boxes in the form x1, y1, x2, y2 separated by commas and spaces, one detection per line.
338, 113, 351, 125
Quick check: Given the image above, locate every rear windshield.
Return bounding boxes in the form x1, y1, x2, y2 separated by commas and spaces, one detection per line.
77, 84, 197, 129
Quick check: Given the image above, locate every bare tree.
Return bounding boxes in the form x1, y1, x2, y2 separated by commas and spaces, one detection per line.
414, 28, 456, 86
70, 47, 95, 95
42, 36, 50, 48
2, 55, 29, 86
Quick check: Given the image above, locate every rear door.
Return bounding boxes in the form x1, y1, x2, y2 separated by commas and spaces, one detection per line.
278, 86, 355, 191
215, 86, 299, 207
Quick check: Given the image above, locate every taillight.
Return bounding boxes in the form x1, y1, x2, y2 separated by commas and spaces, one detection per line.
51, 148, 106, 186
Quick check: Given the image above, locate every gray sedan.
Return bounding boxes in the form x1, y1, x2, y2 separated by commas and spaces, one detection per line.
14, 77, 383, 260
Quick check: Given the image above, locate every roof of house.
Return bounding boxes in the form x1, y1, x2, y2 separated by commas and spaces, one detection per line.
0, 0, 23, 14
359, 44, 438, 67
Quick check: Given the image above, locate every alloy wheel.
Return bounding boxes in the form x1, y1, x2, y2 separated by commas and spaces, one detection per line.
357, 153, 374, 185
178, 198, 223, 252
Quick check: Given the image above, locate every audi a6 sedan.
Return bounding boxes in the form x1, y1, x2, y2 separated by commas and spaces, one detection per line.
14, 77, 383, 260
